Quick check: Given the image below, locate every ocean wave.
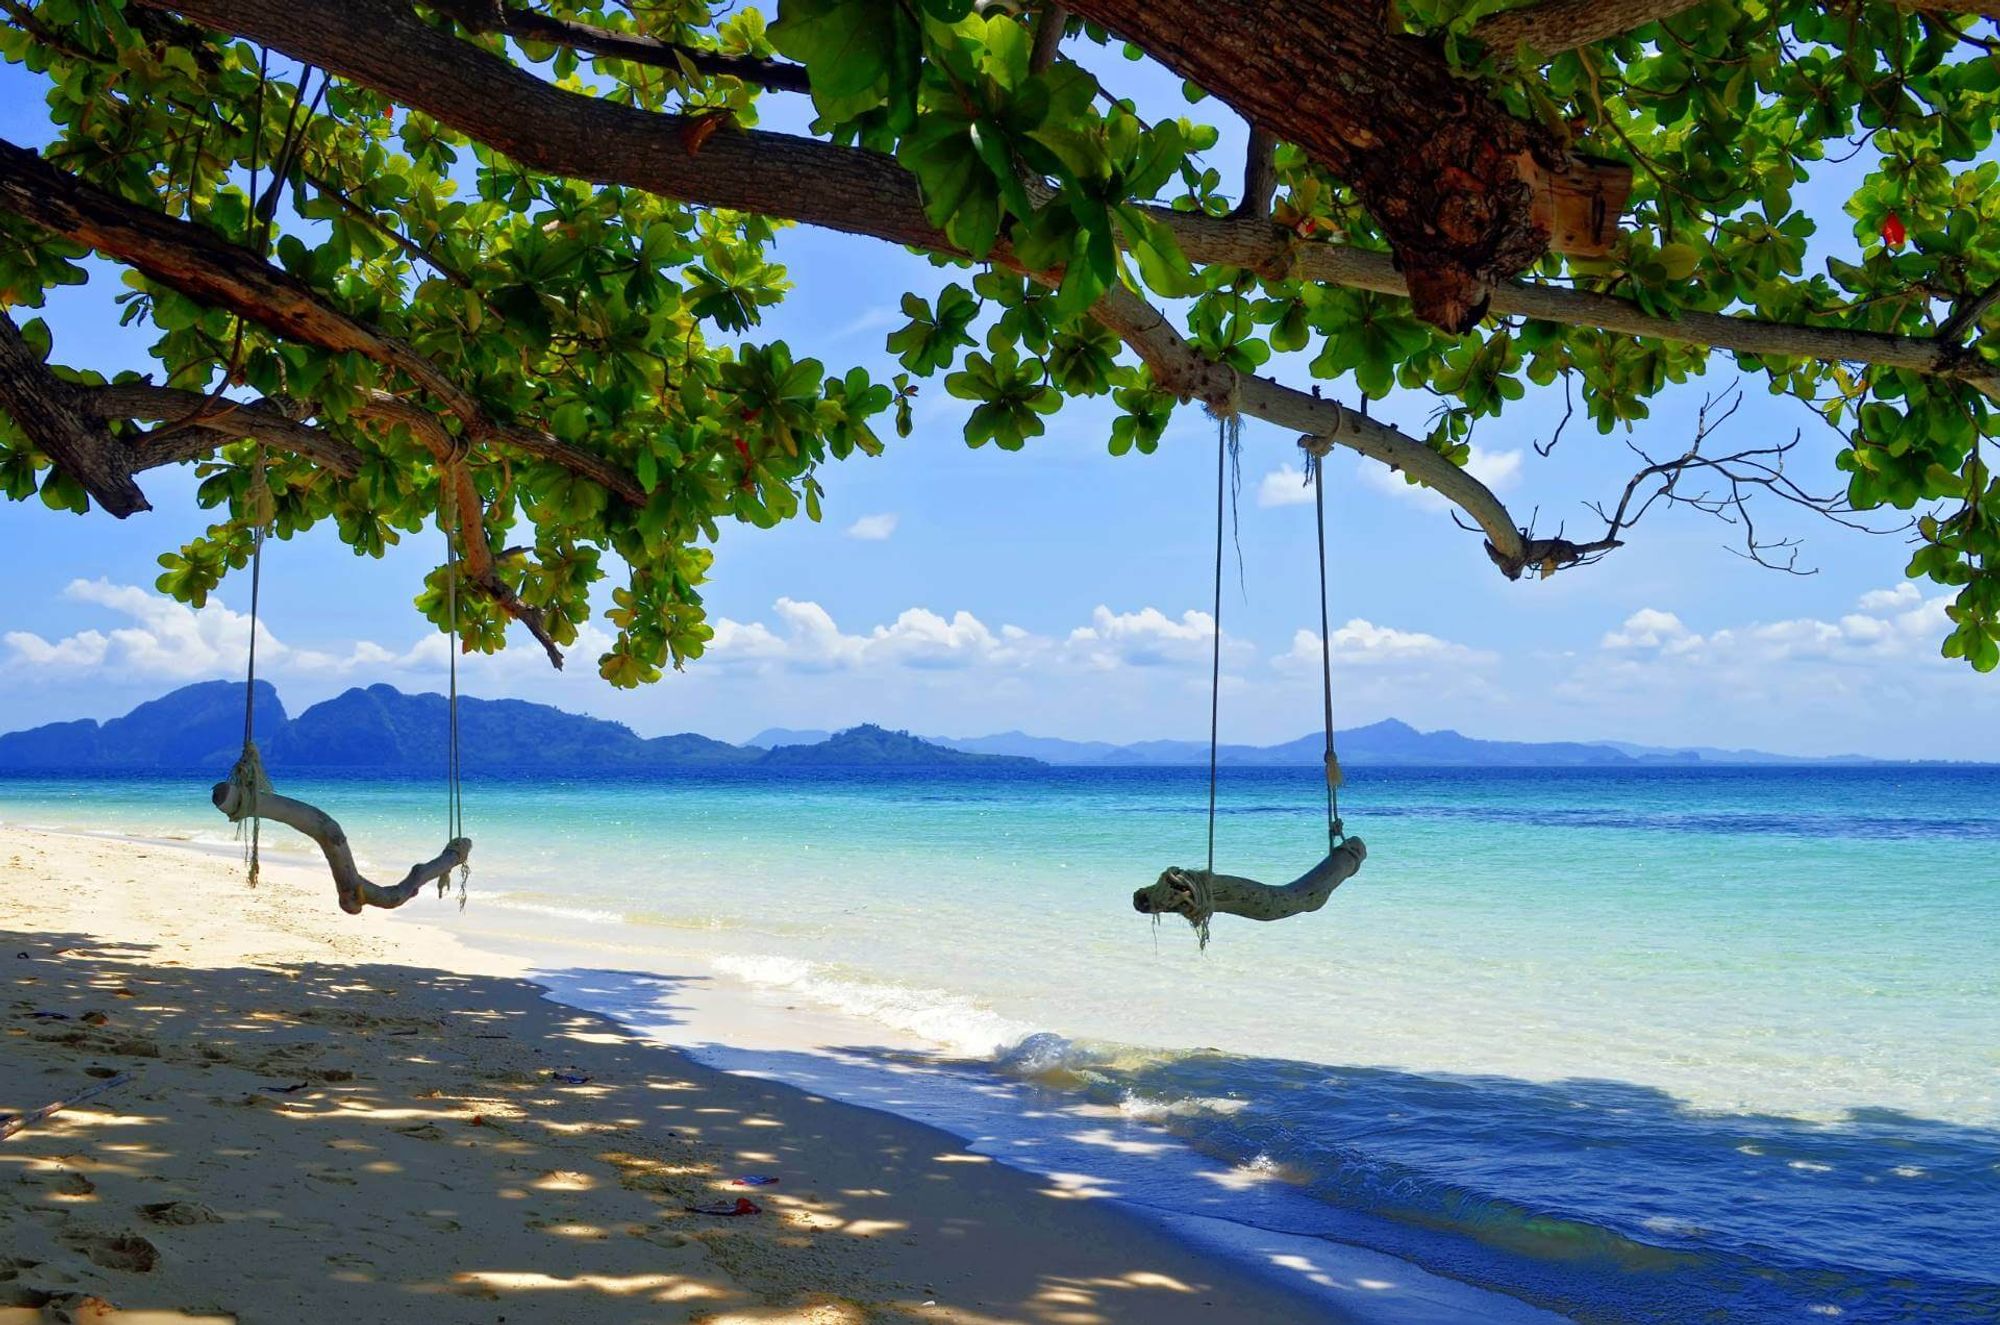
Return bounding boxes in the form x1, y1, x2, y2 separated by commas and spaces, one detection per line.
976, 1042, 2000, 1323
713, 953, 1036, 1059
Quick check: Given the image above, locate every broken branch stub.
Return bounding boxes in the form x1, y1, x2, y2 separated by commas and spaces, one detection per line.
212, 778, 470, 914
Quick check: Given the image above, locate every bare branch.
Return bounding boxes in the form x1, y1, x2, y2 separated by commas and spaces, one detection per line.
1535, 388, 1895, 575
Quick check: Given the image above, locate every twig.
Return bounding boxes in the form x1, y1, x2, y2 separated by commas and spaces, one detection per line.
0, 1074, 133, 1141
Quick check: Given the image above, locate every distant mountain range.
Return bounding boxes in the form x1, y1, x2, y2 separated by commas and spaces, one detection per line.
759, 720, 1887, 767
0, 682, 1032, 772
0, 681, 1896, 774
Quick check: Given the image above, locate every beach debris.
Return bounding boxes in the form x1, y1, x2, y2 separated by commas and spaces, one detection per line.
28, 1010, 69, 1020
0, 1072, 132, 1141
731, 1175, 780, 1187
685, 1197, 761, 1217
79, 1011, 107, 1027
259, 1081, 310, 1095
548, 1071, 592, 1086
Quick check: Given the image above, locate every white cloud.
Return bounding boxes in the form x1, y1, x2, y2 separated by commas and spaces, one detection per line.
0, 579, 596, 685
705, 599, 1257, 677
1602, 608, 1697, 651
1256, 464, 1315, 508
709, 596, 1040, 673
1066, 605, 1226, 670
1856, 582, 1921, 613
1274, 619, 1492, 672
1597, 586, 1952, 669
1357, 445, 1524, 513
845, 513, 899, 541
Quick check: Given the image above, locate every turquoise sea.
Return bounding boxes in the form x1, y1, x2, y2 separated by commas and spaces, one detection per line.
2, 764, 1996, 1322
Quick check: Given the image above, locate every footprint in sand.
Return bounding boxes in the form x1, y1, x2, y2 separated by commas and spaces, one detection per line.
59, 1232, 159, 1274
140, 1200, 221, 1226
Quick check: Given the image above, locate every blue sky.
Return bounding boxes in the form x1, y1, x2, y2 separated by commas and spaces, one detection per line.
2, 49, 1994, 758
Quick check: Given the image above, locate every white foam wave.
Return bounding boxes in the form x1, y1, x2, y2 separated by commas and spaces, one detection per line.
478, 894, 628, 927
712, 953, 1035, 1059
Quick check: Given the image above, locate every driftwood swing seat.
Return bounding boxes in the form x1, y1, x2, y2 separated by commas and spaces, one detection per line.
1146, 420, 1369, 945
1134, 837, 1366, 929
213, 745, 470, 915
212, 456, 472, 915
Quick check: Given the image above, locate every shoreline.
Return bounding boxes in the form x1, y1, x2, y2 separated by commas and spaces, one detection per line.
0, 821, 1566, 1324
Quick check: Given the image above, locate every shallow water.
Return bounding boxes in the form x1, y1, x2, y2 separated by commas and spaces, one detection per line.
5, 764, 1996, 1322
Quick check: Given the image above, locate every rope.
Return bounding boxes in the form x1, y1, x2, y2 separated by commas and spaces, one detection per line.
1312, 452, 1344, 848
236, 451, 272, 888
443, 470, 468, 906
1205, 415, 1226, 877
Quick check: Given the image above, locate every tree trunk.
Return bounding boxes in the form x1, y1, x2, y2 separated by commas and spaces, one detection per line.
212, 778, 470, 915
1063, 0, 1624, 330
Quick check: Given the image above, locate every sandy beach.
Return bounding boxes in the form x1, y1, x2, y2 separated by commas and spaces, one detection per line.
0, 824, 1338, 1325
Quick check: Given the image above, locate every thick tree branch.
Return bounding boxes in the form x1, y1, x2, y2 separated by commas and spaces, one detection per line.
0, 141, 607, 664
431, 0, 811, 92
78, 383, 365, 475
1148, 211, 2000, 395
1064, 0, 1628, 329
1087, 285, 1531, 569
132, 0, 1999, 399
1470, 0, 1704, 58
0, 310, 152, 516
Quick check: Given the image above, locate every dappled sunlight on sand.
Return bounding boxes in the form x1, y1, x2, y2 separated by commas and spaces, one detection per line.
1, 824, 1339, 1325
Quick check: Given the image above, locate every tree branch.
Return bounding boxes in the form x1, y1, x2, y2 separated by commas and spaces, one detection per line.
1231, 126, 1279, 220
1470, 0, 1704, 58
432, 0, 811, 92
0, 310, 152, 516
1939, 275, 2000, 346
131, 0, 2000, 397
0, 138, 647, 510
1515, 387, 1888, 575
1086, 285, 1532, 569
79, 383, 365, 474
1030, 3, 1068, 74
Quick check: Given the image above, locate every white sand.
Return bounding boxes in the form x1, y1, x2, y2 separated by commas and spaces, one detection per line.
1, 825, 1356, 1324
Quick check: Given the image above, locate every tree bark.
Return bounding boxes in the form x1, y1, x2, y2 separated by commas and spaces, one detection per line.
0, 310, 151, 516
1232, 126, 1279, 220
212, 776, 470, 914
1063, 0, 1624, 330
78, 383, 365, 476
1471, 0, 1704, 58
1132, 838, 1368, 928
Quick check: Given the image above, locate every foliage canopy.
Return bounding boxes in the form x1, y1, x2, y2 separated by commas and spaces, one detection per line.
1, 0, 1997, 677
